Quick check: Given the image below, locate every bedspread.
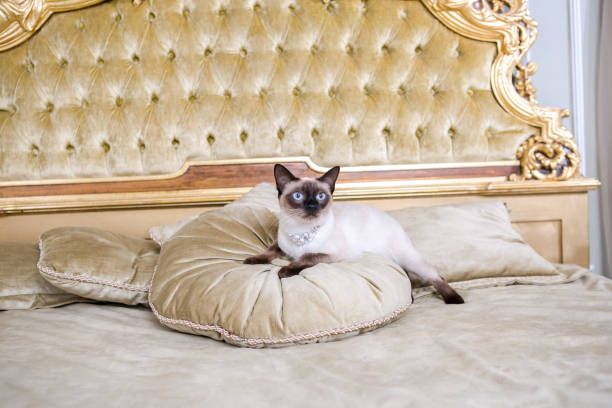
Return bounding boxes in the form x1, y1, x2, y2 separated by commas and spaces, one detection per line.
2, 267, 611, 407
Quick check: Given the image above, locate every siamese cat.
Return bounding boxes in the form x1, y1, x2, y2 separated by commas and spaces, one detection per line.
244, 164, 464, 304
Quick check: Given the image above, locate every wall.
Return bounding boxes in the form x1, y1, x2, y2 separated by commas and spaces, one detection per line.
528, 0, 603, 273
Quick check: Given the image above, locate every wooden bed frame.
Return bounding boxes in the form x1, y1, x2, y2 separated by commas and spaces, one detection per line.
0, 0, 599, 268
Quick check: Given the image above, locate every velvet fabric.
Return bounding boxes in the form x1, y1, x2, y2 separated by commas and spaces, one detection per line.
149, 200, 413, 347
2, 265, 611, 406
0, 0, 536, 181
38, 227, 159, 305
0, 243, 82, 310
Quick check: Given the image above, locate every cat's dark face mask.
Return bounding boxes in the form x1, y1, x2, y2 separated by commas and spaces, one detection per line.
287, 182, 330, 219
274, 164, 340, 220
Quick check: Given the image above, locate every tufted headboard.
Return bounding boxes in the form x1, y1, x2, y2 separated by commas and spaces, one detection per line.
0, 0, 599, 266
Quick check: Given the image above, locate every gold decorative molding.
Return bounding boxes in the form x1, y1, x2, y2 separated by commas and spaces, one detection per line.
0, 0, 140, 52
423, 0, 580, 181
0, 177, 600, 214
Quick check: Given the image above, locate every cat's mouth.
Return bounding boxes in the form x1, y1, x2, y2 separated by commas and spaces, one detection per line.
302, 210, 320, 219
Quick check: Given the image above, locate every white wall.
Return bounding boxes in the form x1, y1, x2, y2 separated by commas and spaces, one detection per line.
528, 0, 603, 273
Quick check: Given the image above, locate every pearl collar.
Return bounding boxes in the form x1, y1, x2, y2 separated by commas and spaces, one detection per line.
286, 225, 321, 247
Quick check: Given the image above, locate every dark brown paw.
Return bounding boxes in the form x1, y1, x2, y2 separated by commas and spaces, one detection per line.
278, 267, 300, 279
444, 292, 465, 304
244, 255, 268, 265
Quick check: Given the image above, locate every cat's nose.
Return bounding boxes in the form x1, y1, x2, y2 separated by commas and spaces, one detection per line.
305, 202, 318, 210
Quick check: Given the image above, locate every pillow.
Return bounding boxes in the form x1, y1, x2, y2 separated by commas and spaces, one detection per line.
0, 243, 83, 310
38, 227, 159, 305
149, 203, 413, 348
388, 201, 567, 297
148, 183, 279, 245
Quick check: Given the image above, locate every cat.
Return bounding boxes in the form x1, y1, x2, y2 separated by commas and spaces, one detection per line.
244, 164, 464, 304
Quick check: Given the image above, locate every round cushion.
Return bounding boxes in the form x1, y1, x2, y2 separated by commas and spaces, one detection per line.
149, 187, 413, 348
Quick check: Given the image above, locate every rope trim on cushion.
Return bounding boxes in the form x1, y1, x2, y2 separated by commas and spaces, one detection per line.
37, 240, 149, 293
148, 295, 411, 347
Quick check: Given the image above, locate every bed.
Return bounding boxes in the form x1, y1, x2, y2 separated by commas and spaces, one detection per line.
0, 0, 609, 405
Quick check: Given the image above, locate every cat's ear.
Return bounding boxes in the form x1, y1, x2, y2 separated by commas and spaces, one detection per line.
318, 166, 340, 193
274, 164, 297, 194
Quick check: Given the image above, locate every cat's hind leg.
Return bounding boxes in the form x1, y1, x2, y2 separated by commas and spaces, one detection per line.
395, 243, 464, 304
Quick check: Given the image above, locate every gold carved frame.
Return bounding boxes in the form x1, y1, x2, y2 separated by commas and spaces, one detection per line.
0, 0, 599, 214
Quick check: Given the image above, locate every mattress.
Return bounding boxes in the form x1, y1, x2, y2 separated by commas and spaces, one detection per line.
2, 269, 612, 407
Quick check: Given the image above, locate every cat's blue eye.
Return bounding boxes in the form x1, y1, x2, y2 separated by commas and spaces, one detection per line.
316, 192, 326, 201
292, 191, 304, 201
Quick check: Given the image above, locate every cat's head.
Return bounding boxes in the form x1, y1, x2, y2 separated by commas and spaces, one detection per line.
274, 164, 340, 220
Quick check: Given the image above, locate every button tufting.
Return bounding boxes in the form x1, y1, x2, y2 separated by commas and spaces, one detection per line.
66, 143, 75, 154
323, 0, 336, 12
0, 0, 532, 180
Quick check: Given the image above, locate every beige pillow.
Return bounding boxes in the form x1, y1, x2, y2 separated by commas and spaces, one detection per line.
149, 204, 413, 348
38, 227, 159, 305
388, 201, 566, 296
0, 243, 83, 310
148, 183, 279, 245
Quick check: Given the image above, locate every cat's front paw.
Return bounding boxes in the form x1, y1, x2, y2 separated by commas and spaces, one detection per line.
243, 255, 269, 264
278, 266, 300, 279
